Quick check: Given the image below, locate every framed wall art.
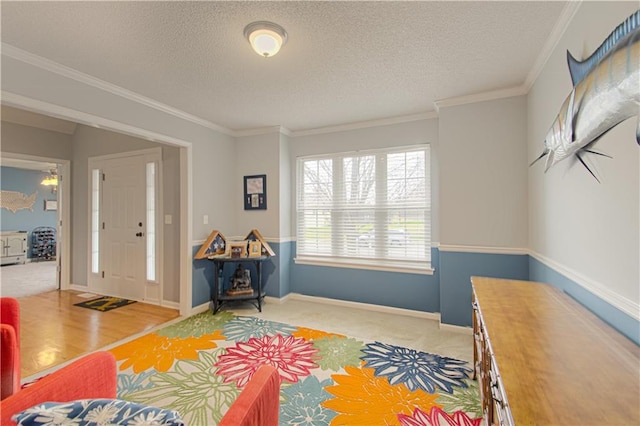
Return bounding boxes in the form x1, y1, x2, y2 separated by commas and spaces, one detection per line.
244, 174, 267, 210
44, 200, 57, 211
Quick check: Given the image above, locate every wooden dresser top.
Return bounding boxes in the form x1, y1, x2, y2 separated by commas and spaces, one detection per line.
471, 276, 640, 425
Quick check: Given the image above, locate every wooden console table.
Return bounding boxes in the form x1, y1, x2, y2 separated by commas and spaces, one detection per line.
208, 256, 268, 314
471, 276, 639, 425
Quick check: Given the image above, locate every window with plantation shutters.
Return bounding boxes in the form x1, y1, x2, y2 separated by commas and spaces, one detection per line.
296, 145, 431, 273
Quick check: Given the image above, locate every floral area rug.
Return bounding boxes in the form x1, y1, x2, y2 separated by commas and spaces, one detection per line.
108, 311, 482, 425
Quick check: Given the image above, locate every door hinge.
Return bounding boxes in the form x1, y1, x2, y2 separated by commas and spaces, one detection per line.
102, 172, 106, 181
101, 271, 105, 278
102, 222, 105, 230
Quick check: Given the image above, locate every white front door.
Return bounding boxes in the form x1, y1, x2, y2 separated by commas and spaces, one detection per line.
88, 150, 160, 301
103, 156, 146, 300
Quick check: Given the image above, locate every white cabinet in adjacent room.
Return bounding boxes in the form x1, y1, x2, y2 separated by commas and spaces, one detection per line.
1, 231, 27, 265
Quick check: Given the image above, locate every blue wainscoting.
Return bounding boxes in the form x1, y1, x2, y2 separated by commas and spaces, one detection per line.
191, 246, 215, 307
289, 246, 441, 314
529, 257, 639, 345
439, 250, 529, 327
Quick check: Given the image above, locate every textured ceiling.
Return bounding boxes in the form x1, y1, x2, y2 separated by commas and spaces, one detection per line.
1, 1, 568, 133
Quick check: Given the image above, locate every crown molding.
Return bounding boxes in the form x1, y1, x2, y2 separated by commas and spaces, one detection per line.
233, 125, 292, 138
1, 43, 235, 137
2, 91, 191, 148
434, 1, 581, 110
524, 1, 582, 90
434, 85, 528, 112
290, 112, 438, 137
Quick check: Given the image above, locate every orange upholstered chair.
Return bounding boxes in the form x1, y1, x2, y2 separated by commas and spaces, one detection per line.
219, 364, 281, 426
0, 351, 117, 425
1, 297, 21, 400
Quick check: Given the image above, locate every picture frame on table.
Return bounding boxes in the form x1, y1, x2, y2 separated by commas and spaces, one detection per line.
244, 174, 267, 210
248, 241, 262, 257
227, 241, 248, 258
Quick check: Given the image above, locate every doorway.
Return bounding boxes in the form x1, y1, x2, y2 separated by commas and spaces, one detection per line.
1, 104, 190, 316
0, 155, 70, 297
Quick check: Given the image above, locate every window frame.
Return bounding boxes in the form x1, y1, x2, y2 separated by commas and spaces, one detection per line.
295, 144, 433, 275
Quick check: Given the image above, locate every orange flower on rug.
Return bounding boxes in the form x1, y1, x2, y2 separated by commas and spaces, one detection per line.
110, 329, 224, 373
322, 363, 442, 425
291, 326, 346, 341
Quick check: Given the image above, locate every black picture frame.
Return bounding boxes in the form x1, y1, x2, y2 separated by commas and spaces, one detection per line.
244, 174, 267, 210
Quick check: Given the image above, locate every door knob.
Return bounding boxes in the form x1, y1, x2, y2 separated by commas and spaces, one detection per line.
136, 232, 144, 237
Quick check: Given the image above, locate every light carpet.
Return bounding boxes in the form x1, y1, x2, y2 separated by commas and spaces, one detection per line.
108, 311, 482, 425
0, 261, 57, 298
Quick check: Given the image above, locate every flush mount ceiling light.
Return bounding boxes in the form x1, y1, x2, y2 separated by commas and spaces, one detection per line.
244, 21, 288, 58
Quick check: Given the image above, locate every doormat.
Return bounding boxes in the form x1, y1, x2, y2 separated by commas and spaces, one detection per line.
74, 296, 136, 312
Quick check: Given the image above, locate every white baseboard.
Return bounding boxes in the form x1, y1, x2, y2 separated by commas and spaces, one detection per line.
264, 294, 291, 304
287, 292, 440, 321
160, 300, 180, 310
190, 301, 211, 316
439, 323, 473, 335
69, 283, 89, 292
286, 293, 479, 333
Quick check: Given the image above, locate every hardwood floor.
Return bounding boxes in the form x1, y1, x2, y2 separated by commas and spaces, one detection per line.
16, 289, 180, 378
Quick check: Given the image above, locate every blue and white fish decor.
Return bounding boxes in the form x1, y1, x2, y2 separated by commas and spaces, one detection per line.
531, 10, 640, 181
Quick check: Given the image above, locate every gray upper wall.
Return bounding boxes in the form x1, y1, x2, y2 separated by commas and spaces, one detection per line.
1, 121, 72, 160
439, 95, 528, 249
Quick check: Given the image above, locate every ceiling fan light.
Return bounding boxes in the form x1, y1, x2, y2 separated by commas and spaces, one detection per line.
244, 21, 287, 58
41, 175, 58, 186
41, 169, 58, 186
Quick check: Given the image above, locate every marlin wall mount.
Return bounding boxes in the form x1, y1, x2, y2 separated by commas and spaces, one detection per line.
531, 10, 640, 182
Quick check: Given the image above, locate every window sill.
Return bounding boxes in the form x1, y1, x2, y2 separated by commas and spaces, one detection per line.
294, 256, 434, 275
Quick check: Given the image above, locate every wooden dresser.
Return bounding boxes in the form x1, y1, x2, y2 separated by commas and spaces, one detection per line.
471, 276, 640, 425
